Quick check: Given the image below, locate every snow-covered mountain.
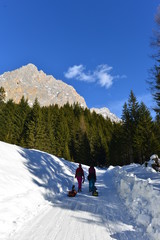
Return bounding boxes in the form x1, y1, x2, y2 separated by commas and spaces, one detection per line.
1, 141, 160, 240
90, 107, 121, 122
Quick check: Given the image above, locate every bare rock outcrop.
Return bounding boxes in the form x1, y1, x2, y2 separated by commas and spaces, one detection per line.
0, 63, 87, 108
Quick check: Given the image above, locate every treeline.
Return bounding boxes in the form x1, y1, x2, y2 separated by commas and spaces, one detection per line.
109, 91, 160, 165
0, 91, 113, 166
0, 87, 160, 166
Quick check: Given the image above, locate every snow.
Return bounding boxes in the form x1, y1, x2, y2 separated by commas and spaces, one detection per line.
0, 141, 160, 239
90, 107, 121, 123
113, 164, 160, 239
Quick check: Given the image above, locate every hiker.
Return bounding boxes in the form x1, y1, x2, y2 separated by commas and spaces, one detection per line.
88, 165, 96, 192
75, 163, 85, 192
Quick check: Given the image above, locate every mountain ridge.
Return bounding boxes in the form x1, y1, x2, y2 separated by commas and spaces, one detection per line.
0, 63, 87, 108
90, 107, 121, 122
0, 63, 121, 122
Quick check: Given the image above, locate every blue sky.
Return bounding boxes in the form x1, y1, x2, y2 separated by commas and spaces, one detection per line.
0, 0, 159, 118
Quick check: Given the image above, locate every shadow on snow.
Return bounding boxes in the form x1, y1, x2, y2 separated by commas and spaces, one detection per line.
18, 148, 150, 240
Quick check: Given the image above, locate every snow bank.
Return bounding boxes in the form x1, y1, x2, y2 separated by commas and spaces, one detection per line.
0, 141, 76, 239
112, 164, 160, 240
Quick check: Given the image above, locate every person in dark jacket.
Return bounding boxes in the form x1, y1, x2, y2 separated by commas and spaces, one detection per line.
75, 164, 85, 192
88, 165, 96, 192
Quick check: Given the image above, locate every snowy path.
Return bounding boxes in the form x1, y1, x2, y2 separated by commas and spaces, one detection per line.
10, 169, 149, 240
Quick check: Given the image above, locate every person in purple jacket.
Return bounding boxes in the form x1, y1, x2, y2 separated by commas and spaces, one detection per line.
75, 164, 85, 192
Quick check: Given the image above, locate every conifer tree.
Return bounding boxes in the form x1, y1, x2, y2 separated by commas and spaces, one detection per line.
41, 106, 55, 154
0, 87, 6, 110
149, 7, 160, 114
122, 91, 140, 164
109, 123, 124, 166
24, 98, 46, 150
153, 114, 160, 155
0, 86, 5, 101
13, 96, 30, 145
122, 102, 133, 164
121, 91, 158, 164
74, 114, 91, 165
133, 102, 155, 163
54, 108, 71, 160
152, 65, 160, 113
0, 100, 16, 143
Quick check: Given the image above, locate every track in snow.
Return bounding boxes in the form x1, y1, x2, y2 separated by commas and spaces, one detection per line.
9, 169, 150, 240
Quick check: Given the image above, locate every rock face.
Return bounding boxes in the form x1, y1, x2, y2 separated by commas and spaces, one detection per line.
90, 107, 121, 123
0, 63, 87, 108
0, 64, 121, 122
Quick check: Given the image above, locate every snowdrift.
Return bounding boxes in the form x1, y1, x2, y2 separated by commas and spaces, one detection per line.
113, 164, 160, 239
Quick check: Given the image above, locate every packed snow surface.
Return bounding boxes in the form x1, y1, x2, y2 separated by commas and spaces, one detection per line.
0, 141, 160, 240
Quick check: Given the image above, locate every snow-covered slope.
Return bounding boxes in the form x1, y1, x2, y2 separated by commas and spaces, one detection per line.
0, 141, 77, 239
90, 107, 121, 123
0, 141, 160, 240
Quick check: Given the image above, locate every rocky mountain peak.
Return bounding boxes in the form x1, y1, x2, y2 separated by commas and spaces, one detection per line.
20, 63, 38, 71
0, 64, 121, 122
0, 64, 87, 108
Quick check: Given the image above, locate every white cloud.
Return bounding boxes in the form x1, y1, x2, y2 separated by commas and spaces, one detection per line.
64, 64, 94, 82
64, 64, 125, 89
93, 64, 114, 88
64, 65, 84, 79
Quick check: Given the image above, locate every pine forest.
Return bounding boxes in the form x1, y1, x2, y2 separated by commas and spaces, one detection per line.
0, 87, 160, 167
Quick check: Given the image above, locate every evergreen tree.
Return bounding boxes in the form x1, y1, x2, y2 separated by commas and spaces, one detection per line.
133, 102, 155, 163
0, 86, 5, 103
24, 98, 46, 150
49, 104, 60, 155
0, 100, 16, 143
109, 123, 124, 166
54, 108, 71, 160
122, 104, 133, 163
13, 96, 30, 145
73, 114, 91, 165
121, 91, 158, 164
0, 87, 6, 111
41, 106, 55, 154
153, 65, 160, 113
153, 114, 160, 155
122, 91, 140, 164
150, 7, 160, 113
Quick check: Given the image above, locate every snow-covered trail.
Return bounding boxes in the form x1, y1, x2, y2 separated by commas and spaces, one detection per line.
10, 169, 149, 240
